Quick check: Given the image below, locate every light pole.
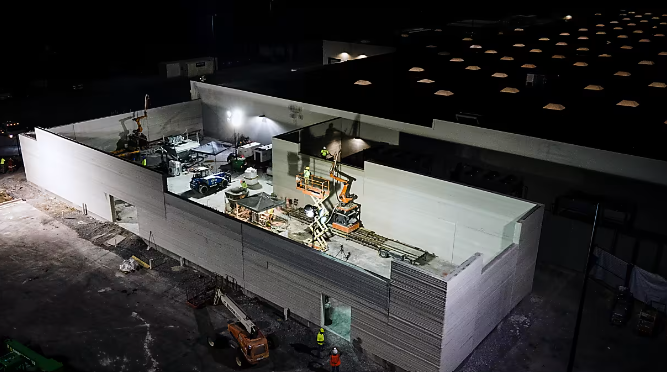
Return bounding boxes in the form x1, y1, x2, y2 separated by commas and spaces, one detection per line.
567, 203, 600, 372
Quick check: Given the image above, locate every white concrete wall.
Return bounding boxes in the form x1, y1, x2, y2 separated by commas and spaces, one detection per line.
49, 100, 203, 152
440, 205, 543, 372
214, 89, 667, 186
323, 40, 396, 64
195, 84, 335, 145
363, 162, 535, 265
23, 128, 166, 222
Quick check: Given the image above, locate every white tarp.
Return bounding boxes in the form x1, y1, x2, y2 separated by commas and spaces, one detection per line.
629, 267, 667, 311
591, 247, 627, 289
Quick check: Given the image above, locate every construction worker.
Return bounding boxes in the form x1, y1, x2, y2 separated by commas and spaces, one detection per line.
0, 157, 4, 174
330, 347, 341, 372
316, 328, 325, 358
303, 166, 311, 186
268, 208, 275, 222
141, 157, 147, 166
241, 179, 248, 189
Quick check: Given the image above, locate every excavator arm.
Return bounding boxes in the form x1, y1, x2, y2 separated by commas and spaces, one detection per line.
329, 153, 357, 204
132, 94, 150, 133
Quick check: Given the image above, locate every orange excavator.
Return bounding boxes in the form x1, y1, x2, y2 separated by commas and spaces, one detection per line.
328, 153, 361, 233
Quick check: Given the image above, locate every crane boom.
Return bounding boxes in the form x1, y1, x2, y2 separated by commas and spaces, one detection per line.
214, 289, 258, 336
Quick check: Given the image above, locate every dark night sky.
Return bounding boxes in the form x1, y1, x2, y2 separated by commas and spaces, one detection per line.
0, 0, 638, 85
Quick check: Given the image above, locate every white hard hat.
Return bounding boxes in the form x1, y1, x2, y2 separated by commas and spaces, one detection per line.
332, 347, 338, 354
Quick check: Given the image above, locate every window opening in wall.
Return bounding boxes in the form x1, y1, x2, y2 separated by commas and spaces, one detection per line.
322, 294, 351, 341
110, 195, 138, 235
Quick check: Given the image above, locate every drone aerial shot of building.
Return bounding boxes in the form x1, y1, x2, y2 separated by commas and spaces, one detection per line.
1, 4, 667, 372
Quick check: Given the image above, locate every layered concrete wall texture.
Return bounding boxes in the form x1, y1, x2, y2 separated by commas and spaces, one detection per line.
196, 83, 335, 146
20, 117, 543, 372
49, 100, 203, 152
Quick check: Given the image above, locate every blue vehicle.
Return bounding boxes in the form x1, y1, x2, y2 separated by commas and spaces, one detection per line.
190, 166, 232, 194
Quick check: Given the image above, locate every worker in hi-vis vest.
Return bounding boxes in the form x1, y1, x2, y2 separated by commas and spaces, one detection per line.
316, 328, 325, 358
141, 157, 147, 166
303, 166, 311, 186
330, 347, 341, 372
0, 157, 5, 174
321, 147, 329, 158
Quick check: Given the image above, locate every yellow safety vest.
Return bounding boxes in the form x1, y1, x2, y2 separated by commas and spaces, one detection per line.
317, 332, 325, 345
321, 149, 328, 156
0, 158, 4, 165
141, 159, 147, 166
304, 170, 311, 179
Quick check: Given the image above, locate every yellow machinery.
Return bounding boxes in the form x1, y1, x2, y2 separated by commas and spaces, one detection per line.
296, 171, 331, 251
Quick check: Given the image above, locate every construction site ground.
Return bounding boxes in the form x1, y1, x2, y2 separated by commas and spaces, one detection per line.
1, 170, 665, 372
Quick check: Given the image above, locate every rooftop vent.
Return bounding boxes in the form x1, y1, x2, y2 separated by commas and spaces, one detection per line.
485, 50, 498, 54
465, 66, 481, 70
409, 67, 424, 72
470, 45, 482, 49
438, 51, 451, 55
599, 54, 612, 57
544, 103, 565, 110
434, 90, 454, 96
521, 64, 537, 68
617, 100, 639, 107
354, 80, 371, 85
552, 55, 566, 59
584, 85, 604, 90
500, 56, 514, 61
578, 36, 589, 39
513, 43, 526, 47
649, 82, 666, 88
574, 62, 588, 66
579, 28, 588, 31
530, 49, 542, 53
450, 58, 464, 62
501, 87, 520, 93
418, 79, 435, 83
560, 32, 570, 36
539, 37, 550, 41
597, 31, 606, 34
492, 72, 508, 78
556, 42, 568, 46
621, 45, 633, 49
638, 60, 655, 65
614, 71, 631, 76
639, 39, 650, 42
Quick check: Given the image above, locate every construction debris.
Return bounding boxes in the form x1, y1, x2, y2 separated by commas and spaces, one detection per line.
119, 259, 139, 273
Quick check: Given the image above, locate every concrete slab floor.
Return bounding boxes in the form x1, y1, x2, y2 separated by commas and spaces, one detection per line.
167, 170, 273, 213
0, 175, 384, 372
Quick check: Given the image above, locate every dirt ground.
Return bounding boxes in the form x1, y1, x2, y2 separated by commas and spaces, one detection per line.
1, 170, 665, 372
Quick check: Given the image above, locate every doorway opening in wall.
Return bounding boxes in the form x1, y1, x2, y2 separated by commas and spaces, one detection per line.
322, 294, 351, 341
110, 195, 138, 235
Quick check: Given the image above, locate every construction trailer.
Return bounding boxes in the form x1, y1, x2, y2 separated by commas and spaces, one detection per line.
20, 91, 543, 372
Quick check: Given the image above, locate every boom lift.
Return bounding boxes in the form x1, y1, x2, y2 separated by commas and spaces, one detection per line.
211, 289, 269, 367
329, 153, 361, 233
129, 94, 150, 150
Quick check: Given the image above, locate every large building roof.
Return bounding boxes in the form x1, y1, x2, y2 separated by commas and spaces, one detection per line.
220, 10, 667, 161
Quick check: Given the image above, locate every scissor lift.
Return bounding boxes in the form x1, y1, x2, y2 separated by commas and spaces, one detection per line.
296, 172, 332, 251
